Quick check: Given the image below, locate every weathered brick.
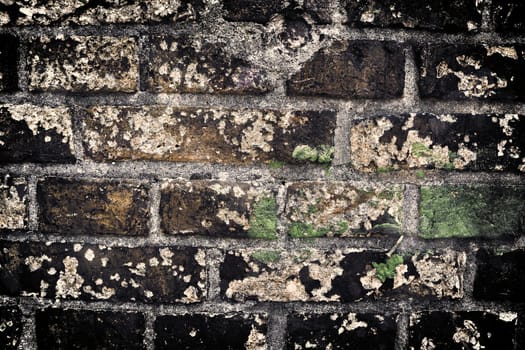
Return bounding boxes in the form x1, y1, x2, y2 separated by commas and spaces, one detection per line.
0, 241, 206, 303
474, 249, 525, 302
0, 105, 75, 164
220, 249, 465, 302
0, 175, 27, 230
0, 0, 207, 26
0, 306, 22, 350
345, 0, 482, 32
36, 308, 145, 350
285, 182, 403, 238
82, 106, 335, 164
416, 44, 525, 100
155, 313, 267, 349
408, 311, 519, 349
286, 313, 396, 350
0, 34, 17, 92
493, 0, 525, 32
37, 178, 150, 235
28, 35, 138, 92
146, 34, 272, 94
420, 185, 525, 239
222, 0, 332, 24
161, 181, 277, 239
287, 40, 405, 99
350, 113, 525, 172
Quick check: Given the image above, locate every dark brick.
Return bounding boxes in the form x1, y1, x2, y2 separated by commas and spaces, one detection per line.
0, 175, 27, 230
0, 241, 206, 303
408, 311, 518, 349
286, 313, 396, 350
37, 178, 150, 236
493, 0, 525, 32
416, 44, 525, 101
0, 1, 207, 25
36, 308, 145, 350
0, 105, 75, 164
420, 185, 525, 239
222, 0, 332, 24
220, 249, 465, 302
155, 313, 267, 349
82, 106, 335, 164
0, 34, 17, 92
28, 35, 138, 92
146, 34, 272, 94
0, 306, 22, 350
161, 181, 277, 239
350, 113, 525, 173
345, 0, 482, 32
287, 40, 405, 99
474, 249, 525, 302
285, 182, 403, 238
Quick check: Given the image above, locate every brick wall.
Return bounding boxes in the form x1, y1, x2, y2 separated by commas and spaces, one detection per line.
0, 0, 524, 349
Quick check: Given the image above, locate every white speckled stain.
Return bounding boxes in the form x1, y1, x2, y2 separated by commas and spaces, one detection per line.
55, 256, 85, 299
0, 177, 27, 229
452, 320, 483, 350
24, 255, 52, 272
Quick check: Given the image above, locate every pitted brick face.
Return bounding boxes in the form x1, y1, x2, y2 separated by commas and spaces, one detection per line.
0, 306, 22, 350
0, 34, 17, 92
0, 175, 27, 230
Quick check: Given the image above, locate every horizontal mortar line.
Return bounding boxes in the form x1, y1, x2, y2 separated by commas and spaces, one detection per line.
1, 297, 522, 316
1, 163, 525, 184
0, 232, 520, 252
2, 23, 525, 44
2, 91, 525, 115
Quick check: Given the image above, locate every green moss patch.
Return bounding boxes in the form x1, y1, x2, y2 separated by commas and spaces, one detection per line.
248, 196, 277, 239
292, 144, 334, 164
250, 250, 281, 263
372, 254, 404, 282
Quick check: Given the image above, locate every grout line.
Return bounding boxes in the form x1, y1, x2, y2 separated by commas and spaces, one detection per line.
402, 184, 420, 237
395, 309, 410, 350
27, 175, 38, 231
481, 0, 494, 32
402, 45, 420, 108
267, 305, 287, 350
143, 311, 156, 350
275, 183, 289, 244
148, 181, 161, 239
17, 308, 36, 350
205, 248, 223, 302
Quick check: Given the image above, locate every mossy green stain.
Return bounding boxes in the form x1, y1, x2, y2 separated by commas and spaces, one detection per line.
289, 220, 349, 238
372, 254, 404, 282
248, 196, 277, 239
416, 170, 425, 179
292, 144, 334, 165
412, 142, 432, 157
419, 185, 525, 238
250, 250, 281, 263
376, 166, 395, 173
268, 160, 285, 169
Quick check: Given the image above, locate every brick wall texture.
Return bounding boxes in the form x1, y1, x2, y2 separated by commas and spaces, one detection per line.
0, 1, 524, 349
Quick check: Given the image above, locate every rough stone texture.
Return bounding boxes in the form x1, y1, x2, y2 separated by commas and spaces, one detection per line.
0, 241, 206, 303
146, 34, 272, 94
350, 113, 525, 173
161, 180, 277, 239
416, 44, 525, 101
286, 313, 396, 350
493, 0, 525, 32
0, 34, 17, 92
287, 40, 405, 99
155, 313, 267, 349
0, 175, 27, 230
345, 0, 483, 32
0, 306, 22, 350
474, 249, 525, 302
285, 182, 403, 238
222, 0, 332, 24
0, 0, 207, 26
408, 311, 518, 350
220, 249, 465, 302
37, 178, 150, 235
36, 308, 145, 350
82, 106, 335, 164
0, 105, 75, 164
419, 185, 525, 239
28, 35, 138, 92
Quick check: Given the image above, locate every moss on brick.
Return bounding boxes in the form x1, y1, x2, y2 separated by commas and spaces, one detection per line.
419, 185, 525, 238
372, 254, 404, 282
247, 196, 277, 239
292, 144, 334, 165
250, 250, 281, 263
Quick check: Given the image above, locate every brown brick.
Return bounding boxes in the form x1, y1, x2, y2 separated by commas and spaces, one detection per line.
0, 175, 27, 230
145, 34, 272, 94
0, 105, 75, 164
160, 181, 276, 239
82, 106, 335, 164
0, 34, 17, 92
37, 178, 150, 235
0, 1, 207, 26
221, 249, 465, 302
285, 182, 403, 238
287, 40, 405, 99
0, 241, 206, 303
28, 35, 138, 92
